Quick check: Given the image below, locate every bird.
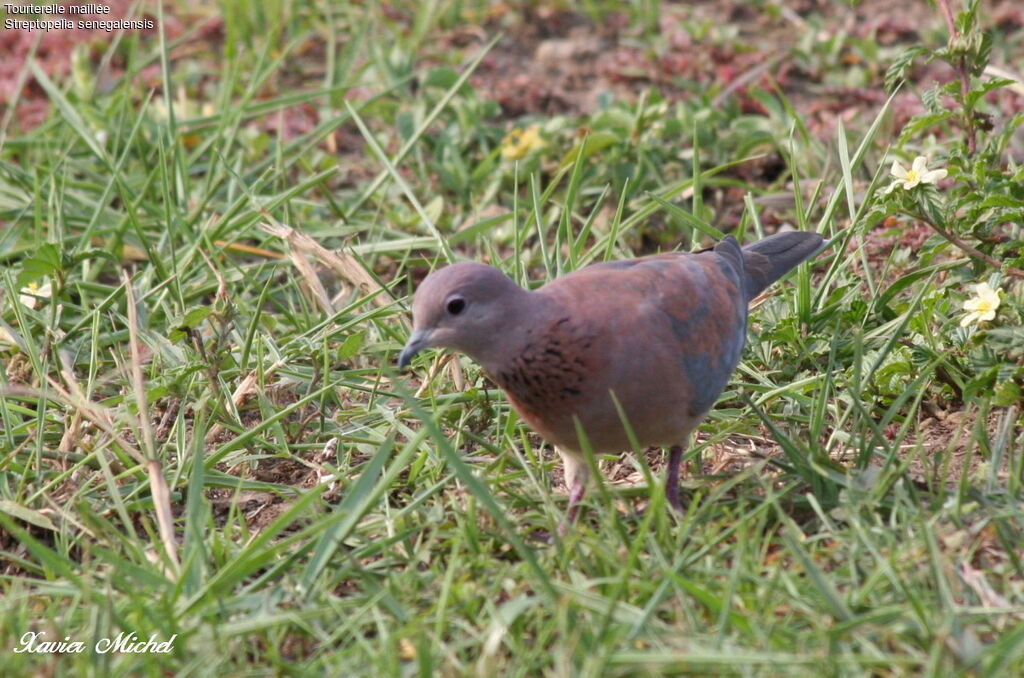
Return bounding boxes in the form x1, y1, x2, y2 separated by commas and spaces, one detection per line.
398, 231, 827, 528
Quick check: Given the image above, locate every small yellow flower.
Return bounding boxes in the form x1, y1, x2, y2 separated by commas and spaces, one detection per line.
885, 156, 948, 193
501, 124, 545, 161
19, 280, 52, 310
960, 282, 1001, 327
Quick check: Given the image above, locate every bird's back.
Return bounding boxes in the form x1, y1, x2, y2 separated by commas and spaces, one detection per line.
493, 233, 824, 454
492, 244, 745, 453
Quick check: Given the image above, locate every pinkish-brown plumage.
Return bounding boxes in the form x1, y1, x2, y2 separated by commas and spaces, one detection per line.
399, 232, 827, 527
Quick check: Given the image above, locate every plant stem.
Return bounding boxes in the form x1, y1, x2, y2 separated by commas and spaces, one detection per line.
903, 209, 1024, 278
934, 0, 977, 153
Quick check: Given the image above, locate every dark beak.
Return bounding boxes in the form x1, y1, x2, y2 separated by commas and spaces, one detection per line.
398, 329, 431, 369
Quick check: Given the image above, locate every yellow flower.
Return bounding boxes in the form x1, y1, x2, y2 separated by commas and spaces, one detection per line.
19, 280, 52, 310
960, 282, 1001, 327
501, 124, 545, 161
885, 156, 947, 193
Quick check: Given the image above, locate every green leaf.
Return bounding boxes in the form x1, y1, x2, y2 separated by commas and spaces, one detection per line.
873, 268, 938, 318
558, 131, 621, 169
920, 86, 945, 115
168, 306, 214, 342
963, 365, 998, 402
0, 499, 56, 531
899, 112, 952, 143
993, 380, 1021, 407
978, 194, 1024, 210
984, 327, 1024, 356
68, 247, 122, 268
915, 187, 946, 225
337, 331, 365, 361
966, 77, 1015, 109
423, 67, 460, 90
16, 243, 62, 287
970, 31, 992, 77
885, 46, 929, 92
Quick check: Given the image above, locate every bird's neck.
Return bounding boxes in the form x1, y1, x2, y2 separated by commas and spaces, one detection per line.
473, 289, 551, 375
478, 290, 590, 421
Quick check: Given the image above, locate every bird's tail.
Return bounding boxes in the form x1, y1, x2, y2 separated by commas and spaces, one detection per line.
719, 232, 828, 301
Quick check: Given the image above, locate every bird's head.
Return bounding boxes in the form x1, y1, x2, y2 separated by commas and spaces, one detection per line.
398, 262, 528, 369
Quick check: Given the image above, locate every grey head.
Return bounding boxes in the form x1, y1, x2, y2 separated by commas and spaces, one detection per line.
398, 262, 529, 369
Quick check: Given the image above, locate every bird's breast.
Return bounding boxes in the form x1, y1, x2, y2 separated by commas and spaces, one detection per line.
492, 317, 590, 412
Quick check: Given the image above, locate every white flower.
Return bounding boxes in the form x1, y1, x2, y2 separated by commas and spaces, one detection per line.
885, 156, 948, 193
19, 280, 52, 309
960, 282, 1001, 327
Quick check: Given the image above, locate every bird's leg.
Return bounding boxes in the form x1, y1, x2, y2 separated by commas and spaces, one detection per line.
557, 449, 588, 535
560, 479, 588, 534
665, 444, 685, 513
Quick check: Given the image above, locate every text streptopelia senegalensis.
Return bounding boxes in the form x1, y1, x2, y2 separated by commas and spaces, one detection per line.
399, 231, 827, 528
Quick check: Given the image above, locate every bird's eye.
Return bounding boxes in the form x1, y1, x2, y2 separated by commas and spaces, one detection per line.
446, 297, 466, 315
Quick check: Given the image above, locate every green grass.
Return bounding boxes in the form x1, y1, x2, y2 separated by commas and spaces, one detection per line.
1, 1, 1023, 675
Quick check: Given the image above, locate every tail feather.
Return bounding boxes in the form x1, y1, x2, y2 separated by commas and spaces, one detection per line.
739, 232, 827, 301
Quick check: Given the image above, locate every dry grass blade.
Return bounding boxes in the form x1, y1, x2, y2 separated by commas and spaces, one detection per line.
36, 366, 145, 469
124, 272, 180, 575
145, 458, 179, 579
413, 353, 466, 397
260, 219, 392, 308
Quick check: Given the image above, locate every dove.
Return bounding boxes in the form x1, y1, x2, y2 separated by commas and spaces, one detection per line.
399, 231, 827, 527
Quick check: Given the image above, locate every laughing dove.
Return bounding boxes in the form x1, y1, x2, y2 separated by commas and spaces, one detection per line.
399, 231, 827, 526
